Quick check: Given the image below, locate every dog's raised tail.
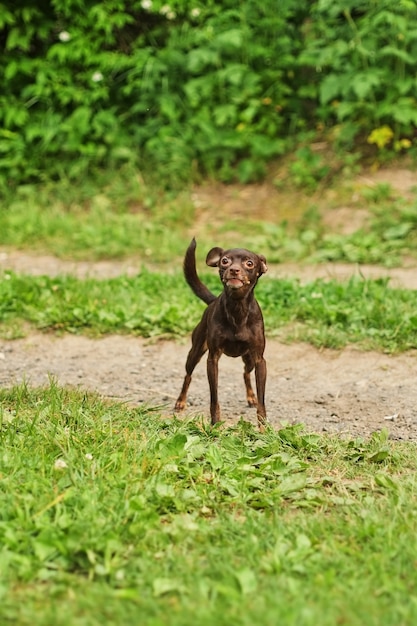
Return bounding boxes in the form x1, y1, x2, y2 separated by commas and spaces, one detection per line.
184, 238, 217, 305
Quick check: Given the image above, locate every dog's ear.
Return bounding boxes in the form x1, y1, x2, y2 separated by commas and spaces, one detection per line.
258, 255, 268, 276
206, 247, 224, 267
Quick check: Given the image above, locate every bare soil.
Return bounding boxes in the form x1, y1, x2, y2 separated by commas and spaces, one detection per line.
1, 332, 416, 441
1, 166, 417, 440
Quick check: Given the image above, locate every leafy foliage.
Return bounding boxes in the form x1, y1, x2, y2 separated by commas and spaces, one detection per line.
300, 0, 417, 149
1, 1, 417, 188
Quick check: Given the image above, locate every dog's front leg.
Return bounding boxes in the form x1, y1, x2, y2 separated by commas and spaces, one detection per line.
207, 350, 221, 424
254, 356, 267, 430
175, 318, 207, 412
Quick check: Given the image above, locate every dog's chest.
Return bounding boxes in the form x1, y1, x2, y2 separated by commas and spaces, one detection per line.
221, 327, 253, 357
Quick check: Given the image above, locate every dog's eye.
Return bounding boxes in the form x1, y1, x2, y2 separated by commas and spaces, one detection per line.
221, 257, 230, 266
245, 259, 254, 268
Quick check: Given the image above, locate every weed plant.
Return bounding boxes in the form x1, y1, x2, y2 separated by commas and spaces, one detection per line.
0, 381, 417, 625
1, 271, 416, 352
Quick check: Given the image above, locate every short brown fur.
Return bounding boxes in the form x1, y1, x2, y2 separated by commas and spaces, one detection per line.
174, 238, 268, 429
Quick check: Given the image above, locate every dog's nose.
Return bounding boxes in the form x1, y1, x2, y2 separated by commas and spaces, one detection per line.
230, 265, 240, 275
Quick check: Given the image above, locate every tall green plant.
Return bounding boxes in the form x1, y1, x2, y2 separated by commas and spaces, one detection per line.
299, 0, 417, 149
1, 1, 417, 189
0, 0, 308, 187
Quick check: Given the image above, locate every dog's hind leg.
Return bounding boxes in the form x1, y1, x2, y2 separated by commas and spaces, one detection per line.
242, 353, 257, 408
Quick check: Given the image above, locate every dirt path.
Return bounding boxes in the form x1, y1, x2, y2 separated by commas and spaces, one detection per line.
1, 333, 416, 441
1, 248, 417, 441
2, 247, 417, 288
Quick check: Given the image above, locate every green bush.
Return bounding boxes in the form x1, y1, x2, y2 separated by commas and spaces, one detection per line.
1, 0, 417, 189
299, 0, 417, 149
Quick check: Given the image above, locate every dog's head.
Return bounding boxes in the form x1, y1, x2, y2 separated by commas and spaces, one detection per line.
206, 246, 267, 294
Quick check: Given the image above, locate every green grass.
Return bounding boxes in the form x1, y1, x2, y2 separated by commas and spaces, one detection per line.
2, 169, 417, 266
0, 169, 195, 262
209, 191, 417, 267
1, 381, 417, 625
1, 270, 417, 352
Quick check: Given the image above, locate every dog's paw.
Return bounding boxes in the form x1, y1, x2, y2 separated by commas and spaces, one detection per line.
246, 392, 258, 408
257, 415, 268, 433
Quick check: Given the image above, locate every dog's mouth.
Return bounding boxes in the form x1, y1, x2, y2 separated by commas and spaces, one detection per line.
225, 277, 247, 289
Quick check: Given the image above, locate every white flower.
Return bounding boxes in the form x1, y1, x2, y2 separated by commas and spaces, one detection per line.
160, 4, 176, 18
141, 0, 153, 9
191, 8, 200, 17
54, 458, 68, 470
92, 71, 103, 83
85, 453, 93, 461
58, 31, 71, 42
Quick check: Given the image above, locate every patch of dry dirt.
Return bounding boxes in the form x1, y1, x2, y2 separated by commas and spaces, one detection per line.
1, 333, 416, 441
2, 248, 417, 289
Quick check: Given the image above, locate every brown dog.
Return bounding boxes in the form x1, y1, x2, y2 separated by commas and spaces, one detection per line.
174, 238, 268, 429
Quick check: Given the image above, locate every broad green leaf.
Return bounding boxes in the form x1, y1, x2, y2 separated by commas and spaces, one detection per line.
234, 568, 257, 595
153, 578, 186, 597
